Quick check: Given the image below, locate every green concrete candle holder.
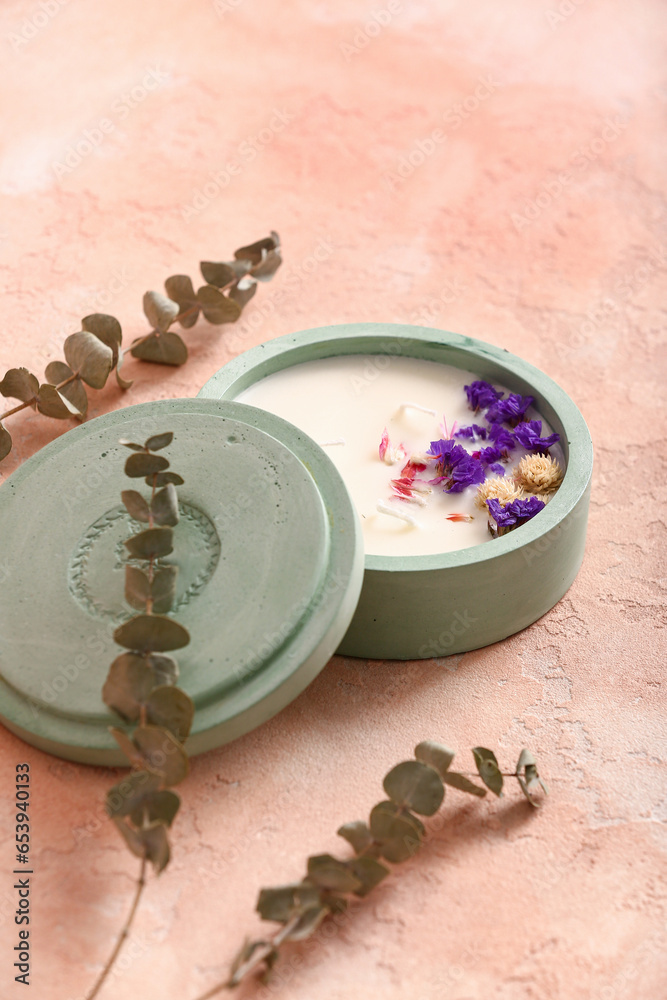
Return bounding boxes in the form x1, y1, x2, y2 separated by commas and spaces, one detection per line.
199, 323, 594, 660
0, 399, 363, 763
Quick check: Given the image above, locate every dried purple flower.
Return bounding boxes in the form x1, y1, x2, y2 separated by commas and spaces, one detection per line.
454, 423, 488, 441
464, 380, 503, 411
426, 439, 484, 493
486, 495, 546, 536
513, 420, 560, 452
487, 424, 516, 452
476, 445, 504, 466
485, 393, 534, 426
447, 453, 486, 493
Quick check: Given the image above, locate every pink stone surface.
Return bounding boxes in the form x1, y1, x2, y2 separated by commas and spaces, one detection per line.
0, 2, 666, 998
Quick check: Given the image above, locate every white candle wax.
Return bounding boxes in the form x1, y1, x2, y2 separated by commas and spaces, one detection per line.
237, 355, 561, 558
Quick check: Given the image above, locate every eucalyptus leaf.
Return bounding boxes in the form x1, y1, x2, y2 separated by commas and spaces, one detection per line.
130, 789, 181, 828
124, 565, 150, 611
146, 686, 194, 742
120, 439, 144, 451
348, 856, 390, 897
196, 285, 242, 325
63, 331, 114, 388
516, 749, 548, 806
144, 432, 174, 452
133, 724, 189, 786
251, 248, 282, 282
224, 258, 253, 280
106, 770, 161, 818
0, 367, 39, 403
472, 747, 504, 797
113, 817, 147, 860
414, 740, 455, 777
306, 855, 362, 894
337, 820, 373, 855
442, 771, 487, 797
124, 526, 173, 560
256, 883, 322, 923
148, 471, 184, 487
516, 748, 537, 773
113, 614, 190, 653
369, 801, 424, 863
124, 564, 178, 615
124, 452, 170, 478
37, 384, 77, 419
44, 361, 73, 385
121, 489, 150, 523
284, 906, 329, 941
200, 261, 237, 288
0, 424, 11, 461
151, 484, 179, 526
80, 314, 121, 369
139, 821, 171, 873
143, 290, 179, 333
54, 373, 88, 416
164, 275, 200, 328
82, 312, 122, 346
115, 347, 133, 389
229, 940, 267, 983
235, 232, 279, 265
131, 330, 188, 366
147, 653, 179, 686
229, 276, 258, 309
383, 760, 444, 816
109, 726, 144, 768
149, 565, 178, 614
102, 653, 158, 720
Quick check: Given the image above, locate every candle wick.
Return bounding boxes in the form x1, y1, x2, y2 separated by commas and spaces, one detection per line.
398, 402, 437, 417
376, 500, 421, 527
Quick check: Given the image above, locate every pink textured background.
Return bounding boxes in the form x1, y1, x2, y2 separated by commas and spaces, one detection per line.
1, 2, 666, 998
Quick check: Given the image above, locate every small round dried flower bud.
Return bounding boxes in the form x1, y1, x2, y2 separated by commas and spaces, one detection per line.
474, 476, 525, 510
514, 454, 563, 494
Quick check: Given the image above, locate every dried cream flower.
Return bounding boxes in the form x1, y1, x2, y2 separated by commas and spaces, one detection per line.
474, 476, 525, 510
514, 454, 564, 494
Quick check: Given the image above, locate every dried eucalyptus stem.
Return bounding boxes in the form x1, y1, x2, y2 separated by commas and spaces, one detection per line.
0, 232, 281, 462
85, 857, 147, 1000
203, 741, 547, 994
85, 432, 194, 1000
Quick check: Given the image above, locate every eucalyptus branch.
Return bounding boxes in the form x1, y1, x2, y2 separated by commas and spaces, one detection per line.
86, 432, 195, 997
0, 232, 281, 463
84, 857, 147, 1000
211, 742, 547, 993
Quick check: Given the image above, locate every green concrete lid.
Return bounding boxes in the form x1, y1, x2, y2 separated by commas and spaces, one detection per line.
0, 398, 364, 764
